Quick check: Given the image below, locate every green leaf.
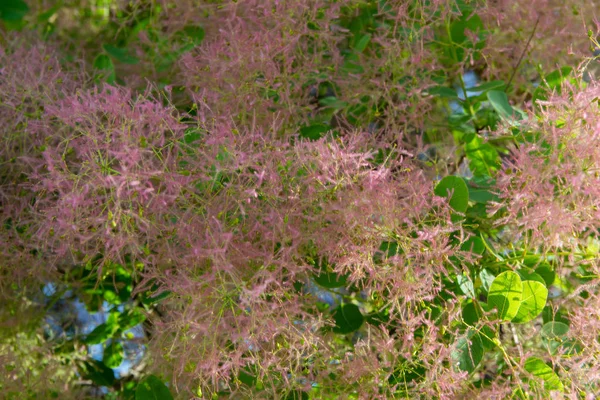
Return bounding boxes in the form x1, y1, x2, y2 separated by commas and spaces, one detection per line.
535, 264, 556, 287
181, 25, 205, 45
516, 270, 545, 285
461, 301, 482, 325
84, 323, 116, 345
103, 341, 124, 368
541, 321, 569, 340
318, 96, 349, 110
80, 360, 116, 387
333, 304, 364, 334
541, 321, 570, 354
487, 90, 517, 121
285, 391, 309, 400
461, 236, 485, 255
353, 33, 371, 53
488, 271, 522, 321
118, 308, 146, 332
426, 85, 459, 98
457, 274, 475, 298
467, 80, 505, 93
479, 268, 496, 293
299, 123, 329, 141
464, 135, 501, 177
136, 375, 174, 400
93, 54, 116, 84
434, 175, 469, 213
313, 271, 348, 289
452, 328, 484, 373
512, 280, 548, 323
0, 0, 29, 21
544, 66, 573, 88
94, 54, 113, 70
524, 357, 564, 392
103, 44, 140, 65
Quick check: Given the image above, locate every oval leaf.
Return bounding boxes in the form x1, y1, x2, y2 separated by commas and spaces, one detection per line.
452, 328, 484, 373
332, 304, 364, 334
434, 175, 469, 213
313, 271, 348, 289
513, 280, 548, 323
84, 323, 113, 345
488, 271, 522, 321
541, 321, 569, 340
136, 375, 174, 400
524, 357, 564, 392
487, 90, 517, 121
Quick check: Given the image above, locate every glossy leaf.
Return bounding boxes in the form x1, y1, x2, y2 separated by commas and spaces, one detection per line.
488, 271, 522, 321
136, 375, 174, 400
524, 357, 564, 392
513, 280, 548, 323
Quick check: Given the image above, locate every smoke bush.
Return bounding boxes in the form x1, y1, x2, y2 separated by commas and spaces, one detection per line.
5, 0, 600, 399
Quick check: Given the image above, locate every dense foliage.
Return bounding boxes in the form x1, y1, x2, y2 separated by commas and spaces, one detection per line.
2, 0, 600, 398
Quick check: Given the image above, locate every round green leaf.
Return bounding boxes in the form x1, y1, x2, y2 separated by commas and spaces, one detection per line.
313, 271, 348, 289
513, 280, 548, 323
434, 175, 469, 213
524, 357, 564, 392
332, 304, 364, 334
488, 271, 522, 321
136, 375, 174, 400
452, 328, 484, 373
103, 341, 124, 368
541, 321, 569, 340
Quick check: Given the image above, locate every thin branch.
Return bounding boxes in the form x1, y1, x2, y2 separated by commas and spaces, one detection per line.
506, 16, 540, 93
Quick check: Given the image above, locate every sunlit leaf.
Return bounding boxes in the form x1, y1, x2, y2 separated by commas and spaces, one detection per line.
524, 357, 564, 392
513, 280, 548, 323
103, 341, 124, 368
488, 271, 522, 321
